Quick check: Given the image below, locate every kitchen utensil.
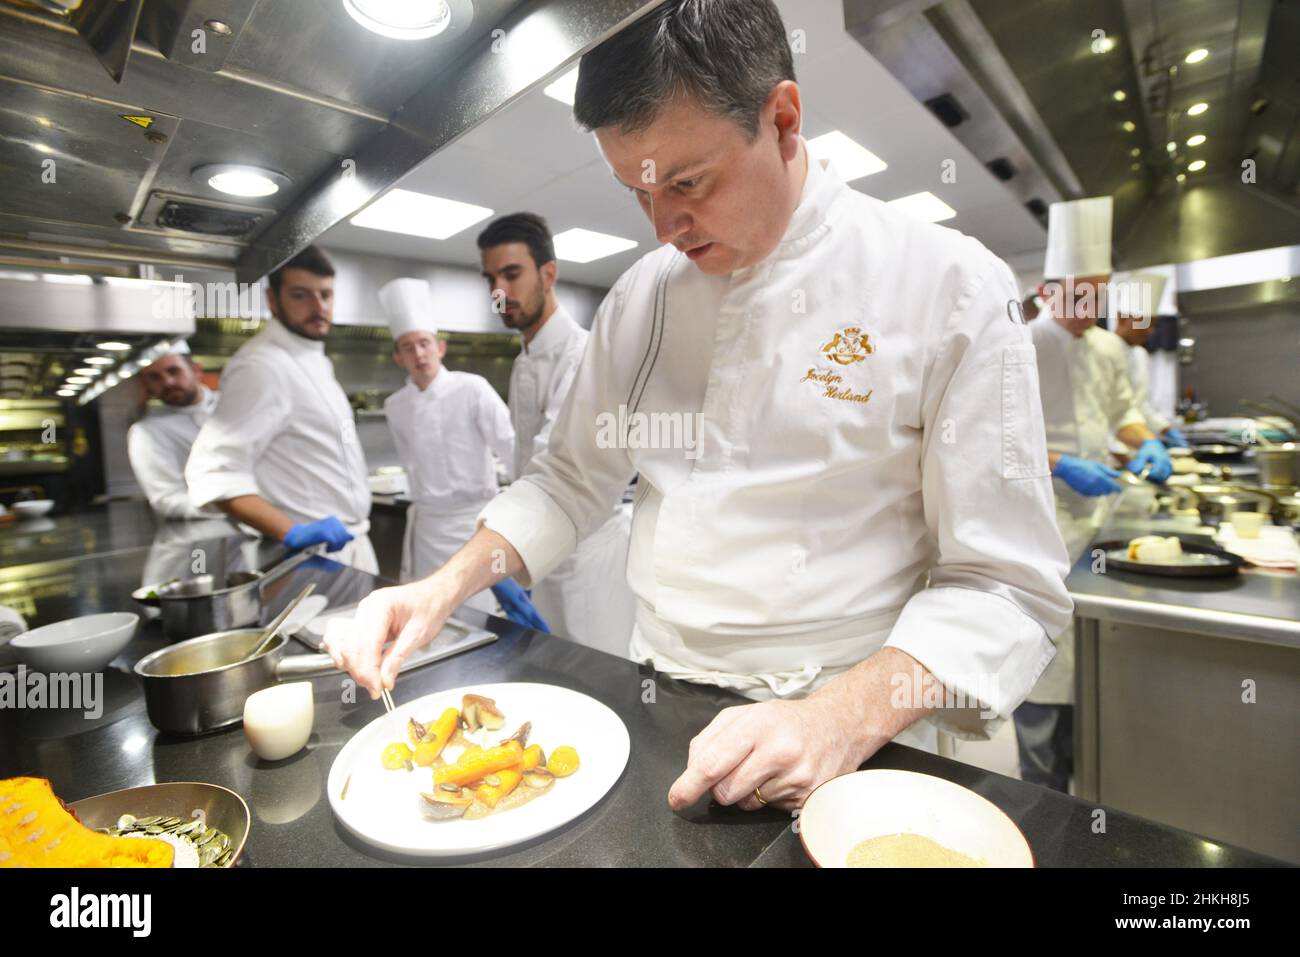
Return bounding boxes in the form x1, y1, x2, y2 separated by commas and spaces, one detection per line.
1254, 443, 1298, 488
244, 583, 316, 662
328, 682, 630, 859
1188, 484, 1276, 526
68, 782, 250, 868
134, 628, 337, 736
156, 546, 318, 641
9, 612, 138, 672
1229, 511, 1265, 539
799, 770, 1033, 868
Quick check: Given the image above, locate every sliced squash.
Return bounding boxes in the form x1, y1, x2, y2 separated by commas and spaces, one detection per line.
0, 778, 174, 868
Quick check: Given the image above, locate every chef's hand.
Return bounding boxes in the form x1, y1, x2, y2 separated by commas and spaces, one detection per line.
489, 579, 550, 631
285, 516, 353, 552
668, 696, 865, 813
1052, 454, 1123, 496
323, 578, 451, 698
1161, 427, 1190, 449
1127, 438, 1173, 483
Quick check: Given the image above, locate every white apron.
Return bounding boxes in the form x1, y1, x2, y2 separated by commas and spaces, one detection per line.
401, 500, 494, 613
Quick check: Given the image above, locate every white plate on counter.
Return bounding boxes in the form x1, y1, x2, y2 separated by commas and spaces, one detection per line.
327, 682, 629, 858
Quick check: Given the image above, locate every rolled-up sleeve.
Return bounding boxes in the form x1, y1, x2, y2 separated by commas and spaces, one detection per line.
186, 357, 287, 509
884, 255, 1074, 739
479, 281, 635, 586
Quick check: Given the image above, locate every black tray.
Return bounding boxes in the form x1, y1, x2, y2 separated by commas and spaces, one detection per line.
1094, 538, 1247, 578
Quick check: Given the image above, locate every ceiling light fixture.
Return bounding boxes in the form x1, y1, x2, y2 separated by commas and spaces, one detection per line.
807, 131, 888, 182
1187, 102, 1209, 116
97, 341, 131, 351
66, 376, 91, 385
552, 228, 638, 263
1112, 89, 1127, 102
351, 188, 493, 240
192, 163, 289, 198
1166, 141, 1177, 153
1186, 134, 1206, 147
1184, 48, 1209, 64
543, 67, 579, 106
42, 273, 92, 284
1092, 36, 1116, 54
887, 192, 957, 223
1130, 148, 1141, 157
56, 389, 76, 398
1188, 159, 1207, 172
1176, 173, 1187, 183
342, 0, 459, 40
84, 356, 115, 365
1122, 121, 1136, 133
73, 368, 100, 376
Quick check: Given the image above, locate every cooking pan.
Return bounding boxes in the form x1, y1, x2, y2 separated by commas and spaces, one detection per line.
134, 628, 336, 736
155, 547, 317, 641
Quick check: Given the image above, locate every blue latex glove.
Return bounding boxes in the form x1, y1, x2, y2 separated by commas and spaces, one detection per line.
1052, 455, 1123, 496
1127, 438, 1173, 483
284, 516, 353, 553
490, 579, 550, 632
1161, 427, 1190, 449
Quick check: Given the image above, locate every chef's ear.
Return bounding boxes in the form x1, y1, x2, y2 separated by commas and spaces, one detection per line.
768, 80, 803, 162
539, 259, 558, 292
436, 339, 448, 360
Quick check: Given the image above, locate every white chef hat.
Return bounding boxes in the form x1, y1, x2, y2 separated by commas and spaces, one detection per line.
167, 339, 191, 356
1110, 271, 1168, 320
1044, 196, 1113, 278
378, 278, 437, 340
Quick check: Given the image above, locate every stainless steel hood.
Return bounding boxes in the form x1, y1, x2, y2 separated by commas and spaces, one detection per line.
843, 0, 1300, 274
0, 0, 666, 283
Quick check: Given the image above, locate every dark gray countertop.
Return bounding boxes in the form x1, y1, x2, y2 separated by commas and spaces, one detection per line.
0, 540, 1284, 867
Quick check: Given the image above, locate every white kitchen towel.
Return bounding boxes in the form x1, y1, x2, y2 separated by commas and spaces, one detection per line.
1213, 525, 1300, 569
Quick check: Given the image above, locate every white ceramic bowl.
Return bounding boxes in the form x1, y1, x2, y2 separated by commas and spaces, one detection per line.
9, 612, 139, 672
799, 769, 1033, 868
11, 499, 54, 519
243, 681, 314, 761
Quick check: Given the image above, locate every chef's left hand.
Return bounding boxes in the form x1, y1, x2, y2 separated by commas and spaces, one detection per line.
1161, 427, 1190, 449
667, 695, 865, 813
1127, 438, 1173, 483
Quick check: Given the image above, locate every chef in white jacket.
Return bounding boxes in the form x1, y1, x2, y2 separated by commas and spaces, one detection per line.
476, 213, 637, 658
127, 341, 221, 521
327, 0, 1071, 812
187, 246, 377, 573
1018, 198, 1172, 790
378, 277, 514, 611
1110, 271, 1189, 448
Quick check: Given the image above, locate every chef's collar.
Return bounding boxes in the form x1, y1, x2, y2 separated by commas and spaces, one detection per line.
159, 383, 213, 415
522, 304, 580, 357
774, 140, 838, 253
407, 367, 447, 396
266, 315, 327, 354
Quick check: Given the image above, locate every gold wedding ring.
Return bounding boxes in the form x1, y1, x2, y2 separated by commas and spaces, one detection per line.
754, 786, 768, 806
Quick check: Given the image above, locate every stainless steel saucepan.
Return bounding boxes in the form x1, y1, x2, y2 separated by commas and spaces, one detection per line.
155, 547, 318, 641
134, 628, 337, 736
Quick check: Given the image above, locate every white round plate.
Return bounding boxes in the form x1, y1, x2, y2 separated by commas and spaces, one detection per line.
328, 682, 629, 858
800, 769, 1033, 868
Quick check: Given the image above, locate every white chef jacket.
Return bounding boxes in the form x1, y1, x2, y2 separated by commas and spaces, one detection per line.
505, 305, 638, 658
1126, 343, 1170, 434
127, 385, 220, 520
186, 319, 375, 570
480, 150, 1073, 737
385, 369, 514, 586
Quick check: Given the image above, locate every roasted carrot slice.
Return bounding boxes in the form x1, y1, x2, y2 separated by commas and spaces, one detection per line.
520, 744, 544, 772
413, 708, 460, 766
432, 741, 523, 788
476, 768, 523, 808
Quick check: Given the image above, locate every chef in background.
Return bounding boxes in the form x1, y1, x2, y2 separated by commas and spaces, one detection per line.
379, 277, 539, 624
127, 341, 220, 520
329, 0, 1073, 814
186, 245, 377, 572
1110, 271, 1189, 449
476, 213, 637, 658
1019, 197, 1173, 791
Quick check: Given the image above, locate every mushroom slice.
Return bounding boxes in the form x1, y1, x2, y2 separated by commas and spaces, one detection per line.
500, 721, 531, 748
522, 768, 554, 790
461, 694, 505, 732
419, 784, 473, 820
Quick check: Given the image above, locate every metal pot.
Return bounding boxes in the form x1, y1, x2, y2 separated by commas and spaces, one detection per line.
133, 628, 336, 736
156, 548, 315, 641
1255, 443, 1299, 488
1188, 484, 1277, 526
1272, 490, 1300, 526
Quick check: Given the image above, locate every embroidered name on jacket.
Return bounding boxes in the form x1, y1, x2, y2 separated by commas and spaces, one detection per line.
802, 326, 876, 404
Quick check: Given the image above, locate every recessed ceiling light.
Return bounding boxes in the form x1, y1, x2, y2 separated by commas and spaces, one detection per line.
66, 376, 91, 385
1185, 48, 1209, 64
1166, 141, 1177, 153
544, 67, 579, 106
342, 0, 455, 40
1187, 102, 1209, 116
56, 389, 76, 398
43, 273, 92, 284
887, 191, 957, 223
1130, 163, 1141, 172
1130, 147, 1141, 157
97, 341, 131, 351
73, 368, 100, 376
1112, 89, 1127, 102
351, 188, 493, 240
85, 356, 115, 365
193, 163, 289, 198
1186, 134, 1206, 147
1188, 159, 1207, 172
1092, 36, 1116, 54
807, 131, 887, 182
552, 228, 638, 263
1122, 120, 1136, 133
1176, 173, 1187, 183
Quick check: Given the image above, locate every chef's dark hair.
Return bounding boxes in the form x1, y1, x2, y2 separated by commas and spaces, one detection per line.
476, 213, 555, 269
267, 245, 335, 294
573, 0, 795, 139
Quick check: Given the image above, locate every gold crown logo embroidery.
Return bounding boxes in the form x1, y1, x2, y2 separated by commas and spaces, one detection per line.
820, 327, 875, 365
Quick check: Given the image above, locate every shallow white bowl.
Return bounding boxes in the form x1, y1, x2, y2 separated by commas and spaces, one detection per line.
9, 612, 138, 672
11, 499, 54, 519
800, 769, 1033, 868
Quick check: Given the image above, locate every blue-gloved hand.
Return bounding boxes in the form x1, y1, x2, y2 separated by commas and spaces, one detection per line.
1127, 438, 1173, 483
490, 579, 550, 632
1052, 454, 1123, 496
1161, 427, 1190, 449
284, 516, 353, 553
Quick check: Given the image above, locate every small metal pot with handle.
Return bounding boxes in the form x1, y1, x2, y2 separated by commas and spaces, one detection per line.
156, 548, 317, 641
134, 628, 337, 736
